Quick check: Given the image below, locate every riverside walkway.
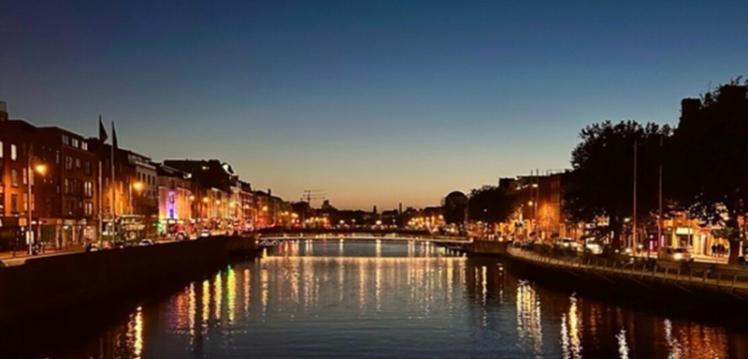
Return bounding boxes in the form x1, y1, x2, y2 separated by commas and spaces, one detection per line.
507, 246, 748, 299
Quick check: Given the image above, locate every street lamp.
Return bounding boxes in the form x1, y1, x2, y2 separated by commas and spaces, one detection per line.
34, 164, 48, 176
129, 180, 145, 215
132, 181, 144, 193
26, 151, 47, 255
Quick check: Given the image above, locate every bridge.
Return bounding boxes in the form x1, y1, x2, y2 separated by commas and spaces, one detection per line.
255, 228, 471, 248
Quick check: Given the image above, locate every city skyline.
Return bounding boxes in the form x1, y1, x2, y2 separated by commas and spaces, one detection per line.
2, 1, 748, 209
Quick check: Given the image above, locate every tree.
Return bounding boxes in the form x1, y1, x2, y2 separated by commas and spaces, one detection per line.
669, 81, 748, 264
442, 191, 468, 225
564, 121, 671, 248
467, 185, 517, 223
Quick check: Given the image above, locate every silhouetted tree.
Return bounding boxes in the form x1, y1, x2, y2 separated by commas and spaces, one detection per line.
669, 81, 748, 264
565, 121, 670, 248
468, 185, 517, 223
443, 191, 468, 225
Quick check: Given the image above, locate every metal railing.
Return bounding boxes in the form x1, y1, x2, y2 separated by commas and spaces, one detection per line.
507, 247, 748, 294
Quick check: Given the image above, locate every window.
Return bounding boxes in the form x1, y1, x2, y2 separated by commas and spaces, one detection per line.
22, 169, 27, 185
55, 151, 60, 164
81, 141, 88, 151
71, 138, 79, 148
10, 144, 17, 160
84, 202, 93, 216
65, 156, 73, 170
62, 135, 70, 146
84, 161, 91, 175
64, 178, 70, 194
84, 181, 93, 197
0, 191, 4, 212
10, 194, 18, 213
11, 169, 18, 186
75, 158, 80, 168
0, 140, 3, 158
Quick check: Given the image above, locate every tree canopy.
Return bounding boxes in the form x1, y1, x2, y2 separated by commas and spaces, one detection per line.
564, 120, 671, 247
442, 191, 468, 225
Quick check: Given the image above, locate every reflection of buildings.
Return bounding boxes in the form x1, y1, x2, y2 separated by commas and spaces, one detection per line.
515, 280, 544, 356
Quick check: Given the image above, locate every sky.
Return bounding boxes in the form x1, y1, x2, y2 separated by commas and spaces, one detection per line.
1, 1, 747, 209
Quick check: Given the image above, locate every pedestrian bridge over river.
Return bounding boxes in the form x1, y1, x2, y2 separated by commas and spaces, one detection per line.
257, 230, 471, 246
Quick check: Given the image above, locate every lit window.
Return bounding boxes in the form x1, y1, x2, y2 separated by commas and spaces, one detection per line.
0, 140, 3, 158
11, 169, 18, 186
72, 138, 79, 148
10, 144, 17, 160
81, 141, 88, 151
10, 194, 18, 213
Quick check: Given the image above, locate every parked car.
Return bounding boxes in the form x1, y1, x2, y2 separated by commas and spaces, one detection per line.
139, 239, 155, 246
519, 240, 535, 250
658, 247, 692, 262
583, 237, 603, 255
554, 238, 580, 251
200, 229, 211, 238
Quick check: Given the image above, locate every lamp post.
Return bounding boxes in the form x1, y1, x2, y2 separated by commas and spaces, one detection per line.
26, 144, 47, 255
129, 180, 144, 215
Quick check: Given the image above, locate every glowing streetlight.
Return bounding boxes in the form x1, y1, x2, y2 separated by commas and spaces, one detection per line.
26, 151, 47, 255
132, 181, 145, 192
34, 164, 48, 176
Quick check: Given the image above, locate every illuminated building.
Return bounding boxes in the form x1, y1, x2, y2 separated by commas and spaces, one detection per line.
1, 103, 98, 249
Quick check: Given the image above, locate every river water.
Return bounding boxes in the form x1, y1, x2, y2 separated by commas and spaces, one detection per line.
9, 240, 748, 358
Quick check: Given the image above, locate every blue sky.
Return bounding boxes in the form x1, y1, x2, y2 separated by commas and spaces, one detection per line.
1, 0, 747, 209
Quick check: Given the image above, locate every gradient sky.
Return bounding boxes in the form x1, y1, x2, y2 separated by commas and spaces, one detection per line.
1, 1, 747, 209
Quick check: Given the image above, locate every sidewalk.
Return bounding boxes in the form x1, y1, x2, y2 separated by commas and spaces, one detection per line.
633, 251, 728, 264
0, 247, 83, 267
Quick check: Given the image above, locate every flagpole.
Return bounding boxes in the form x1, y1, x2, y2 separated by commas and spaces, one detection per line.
111, 121, 116, 240
98, 158, 103, 244
97, 115, 109, 244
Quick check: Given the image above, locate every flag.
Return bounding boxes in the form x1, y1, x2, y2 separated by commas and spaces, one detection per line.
111, 121, 118, 150
98, 115, 108, 142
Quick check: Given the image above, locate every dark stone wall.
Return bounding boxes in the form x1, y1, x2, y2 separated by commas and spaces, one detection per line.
0, 235, 257, 326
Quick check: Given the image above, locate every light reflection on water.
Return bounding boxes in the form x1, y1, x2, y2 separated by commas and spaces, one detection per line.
15, 240, 748, 358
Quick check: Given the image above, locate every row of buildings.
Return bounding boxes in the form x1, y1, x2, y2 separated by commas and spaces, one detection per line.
476, 170, 730, 258
0, 102, 292, 251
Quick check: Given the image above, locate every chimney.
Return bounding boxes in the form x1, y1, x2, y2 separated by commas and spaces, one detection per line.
0, 101, 7, 121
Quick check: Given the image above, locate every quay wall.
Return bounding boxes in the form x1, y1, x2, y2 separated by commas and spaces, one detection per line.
0, 235, 257, 326
469, 240, 508, 256
504, 247, 748, 304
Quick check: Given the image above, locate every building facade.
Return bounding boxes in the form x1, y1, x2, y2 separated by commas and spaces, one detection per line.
156, 164, 193, 236
0, 104, 98, 250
